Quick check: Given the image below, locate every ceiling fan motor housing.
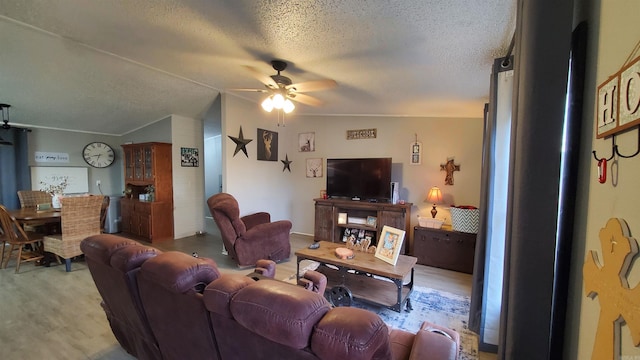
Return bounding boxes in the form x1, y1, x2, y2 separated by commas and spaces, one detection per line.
270, 74, 292, 87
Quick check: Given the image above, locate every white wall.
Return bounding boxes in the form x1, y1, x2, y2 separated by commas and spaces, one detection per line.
171, 114, 205, 238
221, 94, 295, 222
282, 114, 484, 235
27, 128, 122, 196
568, 0, 640, 358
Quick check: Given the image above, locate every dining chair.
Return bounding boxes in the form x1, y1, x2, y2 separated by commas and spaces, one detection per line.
17, 190, 53, 232
43, 196, 103, 272
0, 205, 45, 273
17, 190, 53, 209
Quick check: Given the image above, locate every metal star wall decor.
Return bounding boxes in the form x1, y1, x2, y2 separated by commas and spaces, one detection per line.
228, 126, 252, 157
281, 154, 292, 172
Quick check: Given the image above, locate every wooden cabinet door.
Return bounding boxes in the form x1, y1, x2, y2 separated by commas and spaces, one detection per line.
133, 147, 143, 181
143, 145, 154, 181
123, 147, 134, 181
378, 208, 406, 229
120, 199, 133, 233
314, 203, 334, 241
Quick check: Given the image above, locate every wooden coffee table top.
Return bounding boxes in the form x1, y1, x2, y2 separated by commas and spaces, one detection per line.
295, 241, 417, 280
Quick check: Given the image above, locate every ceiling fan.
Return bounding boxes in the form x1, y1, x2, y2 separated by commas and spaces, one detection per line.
231, 60, 337, 113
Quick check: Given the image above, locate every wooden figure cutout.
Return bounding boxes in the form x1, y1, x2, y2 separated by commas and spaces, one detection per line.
583, 218, 640, 360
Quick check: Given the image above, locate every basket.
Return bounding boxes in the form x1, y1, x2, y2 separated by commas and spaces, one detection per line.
450, 207, 480, 234
418, 216, 444, 229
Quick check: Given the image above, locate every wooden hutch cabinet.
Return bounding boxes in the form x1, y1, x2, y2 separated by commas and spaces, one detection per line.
120, 142, 173, 242
313, 198, 412, 254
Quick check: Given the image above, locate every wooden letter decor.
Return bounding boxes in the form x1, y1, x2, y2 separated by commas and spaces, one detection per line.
346, 128, 377, 140
583, 218, 640, 360
596, 54, 640, 138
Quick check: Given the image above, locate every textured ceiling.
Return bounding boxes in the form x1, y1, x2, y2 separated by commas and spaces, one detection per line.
0, 0, 516, 135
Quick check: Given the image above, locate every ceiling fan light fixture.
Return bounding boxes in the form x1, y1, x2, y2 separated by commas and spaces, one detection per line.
283, 99, 295, 113
272, 93, 285, 109
261, 97, 274, 112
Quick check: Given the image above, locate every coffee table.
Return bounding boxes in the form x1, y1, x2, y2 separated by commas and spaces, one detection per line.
295, 241, 416, 313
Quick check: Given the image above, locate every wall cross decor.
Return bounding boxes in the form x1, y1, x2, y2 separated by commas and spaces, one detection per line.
440, 158, 460, 185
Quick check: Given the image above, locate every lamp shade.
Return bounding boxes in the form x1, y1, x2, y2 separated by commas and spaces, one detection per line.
427, 186, 443, 203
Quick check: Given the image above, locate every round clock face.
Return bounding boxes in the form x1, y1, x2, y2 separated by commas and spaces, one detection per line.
83, 142, 115, 168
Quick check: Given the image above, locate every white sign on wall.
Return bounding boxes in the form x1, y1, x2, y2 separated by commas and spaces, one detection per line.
35, 152, 70, 163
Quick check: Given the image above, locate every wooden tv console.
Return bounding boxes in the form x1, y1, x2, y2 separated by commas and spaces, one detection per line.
313, 198, 412, 254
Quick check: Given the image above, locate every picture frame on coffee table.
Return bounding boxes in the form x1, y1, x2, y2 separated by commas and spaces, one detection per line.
375, 226, 405, 265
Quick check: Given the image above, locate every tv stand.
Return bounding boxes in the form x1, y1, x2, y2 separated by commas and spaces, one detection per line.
314, 198, 413, 254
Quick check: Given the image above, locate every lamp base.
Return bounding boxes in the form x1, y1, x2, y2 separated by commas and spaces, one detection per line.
431, 205, 437, 218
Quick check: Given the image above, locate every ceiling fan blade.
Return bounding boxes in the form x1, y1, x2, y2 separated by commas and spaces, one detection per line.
243, 65, 278, 88
290, 93, 324, 107
227, 88, 268, 93
286, 79, 337, 93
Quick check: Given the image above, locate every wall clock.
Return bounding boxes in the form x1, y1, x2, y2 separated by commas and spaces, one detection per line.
83, 142, 115, 168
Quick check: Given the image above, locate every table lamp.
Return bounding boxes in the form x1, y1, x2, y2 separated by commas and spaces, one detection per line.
426, 186, 443, 218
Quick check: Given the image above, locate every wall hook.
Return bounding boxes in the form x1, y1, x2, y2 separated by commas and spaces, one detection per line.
613, 129, 640, 158
592, 135, 616, 162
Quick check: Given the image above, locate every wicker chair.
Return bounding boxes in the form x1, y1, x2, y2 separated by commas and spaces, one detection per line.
43, 196, 103, 272
17, 190, 53, 209
17, 190, 53, 232
0, 205, 45, 273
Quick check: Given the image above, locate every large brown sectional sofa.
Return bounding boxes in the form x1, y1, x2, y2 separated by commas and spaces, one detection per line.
80, 234, 460, 360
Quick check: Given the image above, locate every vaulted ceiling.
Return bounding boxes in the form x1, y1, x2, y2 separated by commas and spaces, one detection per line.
0, 1, 516, 135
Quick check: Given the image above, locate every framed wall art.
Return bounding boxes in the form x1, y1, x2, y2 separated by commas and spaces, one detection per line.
181, 147, 199, 167
257, 128, 278, 161
299, 132, 315, 152
306, 158, 323, 178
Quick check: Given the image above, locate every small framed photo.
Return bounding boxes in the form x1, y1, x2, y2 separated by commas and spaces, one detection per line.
366, 216, 377, 227
338, 213, 348, 224
375, 225, 406, 266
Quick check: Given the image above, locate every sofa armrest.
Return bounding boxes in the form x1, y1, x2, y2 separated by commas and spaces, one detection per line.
297, 270, 327, 294
253, 259, 277, 278
242, 220, 292, 242
408, 321, 459, 360
241, 212, 271, 230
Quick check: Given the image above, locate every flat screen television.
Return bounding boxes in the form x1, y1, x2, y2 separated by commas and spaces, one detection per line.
326, 157, 392, 202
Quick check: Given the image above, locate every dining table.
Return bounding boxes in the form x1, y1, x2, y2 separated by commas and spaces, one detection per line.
8, 208, 62, 235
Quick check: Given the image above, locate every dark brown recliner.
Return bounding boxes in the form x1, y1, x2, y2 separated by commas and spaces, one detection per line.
207, 192, 292, 267
80, 234, 162, 360
136, 251, 222, 360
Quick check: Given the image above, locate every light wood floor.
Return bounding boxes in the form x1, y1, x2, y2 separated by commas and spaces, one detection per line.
0, 229, 496, 360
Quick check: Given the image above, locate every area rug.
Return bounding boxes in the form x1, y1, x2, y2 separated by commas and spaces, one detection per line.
282, 263, 479, 360
352, 286, 478, 360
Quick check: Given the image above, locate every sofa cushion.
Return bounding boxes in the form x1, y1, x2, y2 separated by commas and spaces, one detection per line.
140, 251, 221, 294
311, 307, 392, 360
204, 274, 256, 318
80, 234, 140, 265
230, 280, 331, 349
110, 245, 160, 273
